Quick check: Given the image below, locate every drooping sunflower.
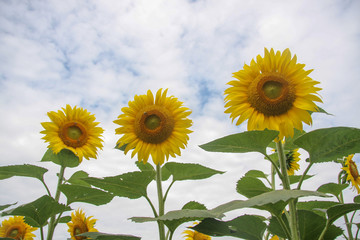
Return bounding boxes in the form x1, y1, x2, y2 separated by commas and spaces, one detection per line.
224, 48, 322, 139
114, 89, 192, 165
286, 149, 300, 176
41, 105, 104, 162
342, 154, 360, 193
0, 216, 37, 240
67, 209, 98, 240
183, 223, 211, 240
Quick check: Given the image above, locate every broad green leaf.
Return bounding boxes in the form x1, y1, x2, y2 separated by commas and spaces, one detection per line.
269, 210, 342, 240
67, 171, 91, 187
326, 203, 360, 225
192, 215, 266, 240
161, 164, 171, 181
164, 201, 207, 232
0, 164, 47, 181
199, 129, 279, 155
236, 177, 271, 198
0, 203, 17, 211
297, 201, 340, 217
317, 183, 348, 196
1, 195, 70, 227
244, 170, 268, 179
136, 161, 155, 173
84, 171, 155, 199
60, 184, 114, 206
288, 175, 313, 185
41, 149, 80, 168
293, 127, 360, 163
59, 216, 71, 223
163, 162, 224, 181
78, 232, 140, 240
354, 195, 360, 203
268, 128, 306, 150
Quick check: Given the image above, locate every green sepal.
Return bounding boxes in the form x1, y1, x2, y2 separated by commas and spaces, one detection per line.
0, 164, 47, 181
59, 184, 114, 206
1, 195, 70, 227
199, 129, 279, 155
84, 171, 155, 199
41, 149, 80, 168
192, 215, 266, 239
115, 143, 128, 151
162, 162, 224, 181
78, 232, 141, 240
293, 127, 360, 163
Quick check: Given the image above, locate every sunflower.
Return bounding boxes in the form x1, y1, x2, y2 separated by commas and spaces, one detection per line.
67, 209, 98, 240
114, 89, 192, 165
41, 105, 104, 162
183, 223, 211, 240
224, 48, 322, 139
286, 149, 300, 176
342, 154, 360, 193
0, 216, 37, 240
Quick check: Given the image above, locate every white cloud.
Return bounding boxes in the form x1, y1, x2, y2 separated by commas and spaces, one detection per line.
0, 0, 360, 239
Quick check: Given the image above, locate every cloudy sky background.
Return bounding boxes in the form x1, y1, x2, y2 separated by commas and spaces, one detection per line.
0, 0, 359, 239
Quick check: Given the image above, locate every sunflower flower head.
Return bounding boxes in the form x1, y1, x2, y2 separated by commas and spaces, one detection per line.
114, 89, 192, 165
224, 48, 322, 140
183, 222, 211, 240
342, 154, 360, 193
67, 209, 98, 240
286, 149, 300, 175
41, 105, 104, 162
0, 216, 37, 240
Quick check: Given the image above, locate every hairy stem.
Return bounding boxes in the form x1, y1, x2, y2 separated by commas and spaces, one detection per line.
156, 164, 166, 240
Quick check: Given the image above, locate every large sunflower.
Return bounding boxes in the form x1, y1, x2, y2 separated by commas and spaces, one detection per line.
342, 154, 360, 193
182, 223, 211, 240
67, 209, 98, 240
0, 216, 37, 240
114, 89, 192, 165
286, 149, 300, 176
224, 48, 322, 139
41, 105, 104, 162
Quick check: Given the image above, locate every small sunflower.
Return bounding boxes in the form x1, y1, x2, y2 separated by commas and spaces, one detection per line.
224, 48, 322, 139
286, 149, 300, 176
41, 105, 104, 162
67, 209, 98, 240
342, 154, 360, 193
114, 89, 192, 165
183, 223, 211, 240
0, 216, 37, 240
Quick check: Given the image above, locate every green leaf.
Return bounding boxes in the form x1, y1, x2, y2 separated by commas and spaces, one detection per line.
244, 170, 268, 179
41, 149, 80, 168
161, 164, 171, 181
199, 129, 279, 155
136, 161, 155, 173
326, 203, 360, 225
67, 171, 91, 187
1, 195, 70, 227
0, 203, 17, 211
317, 183, 348, 196
163, 162, 224, 181
78, 232, 140, 240
59, 184, 114, 206
236, 177, 271, 198
354, 195, 360, 203
293, 127, 360, 163
0, 164, 47, 181
192, 215, 266, 240
164, 201, 207, 232
269, 210, 342, 240
58, 216, 71, 223
288, 175, 314, 185
297, 201, 340, 217
84, 171, 155, 199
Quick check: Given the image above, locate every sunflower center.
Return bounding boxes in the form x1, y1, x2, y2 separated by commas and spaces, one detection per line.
135, 106, 175, 144
9, 228, 19, 238
59, 121, 88, 148
248, 73, 296, 116
350, 161, 359, 179
73, 225, 88, 240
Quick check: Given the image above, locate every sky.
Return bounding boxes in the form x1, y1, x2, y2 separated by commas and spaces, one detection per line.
0, 0, 359, 239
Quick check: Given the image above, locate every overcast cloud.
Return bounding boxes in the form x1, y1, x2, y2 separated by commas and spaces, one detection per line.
0, 0, 360, 239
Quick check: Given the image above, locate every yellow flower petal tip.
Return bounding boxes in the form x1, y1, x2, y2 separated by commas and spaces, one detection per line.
182, 222, 211, 240
41, 105, 104, 162
224, 48, 322, 139
114, 89, 192, 165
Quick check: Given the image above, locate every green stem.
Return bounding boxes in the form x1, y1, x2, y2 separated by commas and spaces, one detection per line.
275, 214, 292, 240
41, 179, 52, 197
46, 165, 66, 240
296, 162, 313, 190
40, 227, 45, 240
144, 195, 159, 218
339, 192, 354, 240
163, 180, 176, 203
276, 141, 300, 240
264, 153, 283, 180
271, 163, 276, 190
156, 164, 166, 240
